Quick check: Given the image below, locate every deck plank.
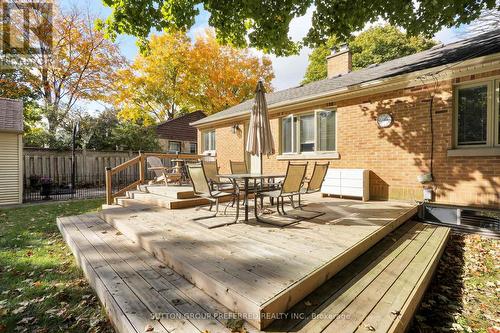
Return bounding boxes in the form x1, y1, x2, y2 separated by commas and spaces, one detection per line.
354, 226, 450, 333
77, 214, 234, 333
294, 223, 432, 333
58, 216, 169, 333
70, 215, 200, 333
319, 225, 437, 333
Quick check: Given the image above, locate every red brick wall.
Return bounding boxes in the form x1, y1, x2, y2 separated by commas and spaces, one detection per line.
201, 71, 500, 208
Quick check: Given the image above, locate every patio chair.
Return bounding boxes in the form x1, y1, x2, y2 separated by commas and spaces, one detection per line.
146, 156, 181, 185
292, 162, 330, 218
186, 164, 239, 228
230, 160, 248, 174
254, 162, 308, 225
202, 159, 234, 191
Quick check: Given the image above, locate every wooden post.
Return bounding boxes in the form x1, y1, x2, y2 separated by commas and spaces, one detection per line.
105, 167, 113, 205
139, 152, 145, 184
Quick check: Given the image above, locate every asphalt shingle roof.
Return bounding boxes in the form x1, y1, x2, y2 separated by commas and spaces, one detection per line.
192, 28, 500, 126
156, 110, 206, 141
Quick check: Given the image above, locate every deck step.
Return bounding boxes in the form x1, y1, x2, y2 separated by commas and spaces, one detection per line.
57, 214, 255, 333
59, 209, 450, 333
137, 184, 197, 199
268, 220, 450, 332
116, 191, 210, 209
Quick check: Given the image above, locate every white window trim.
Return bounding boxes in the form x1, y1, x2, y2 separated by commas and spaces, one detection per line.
453, 79, 498, 149
280, 108, 337, 156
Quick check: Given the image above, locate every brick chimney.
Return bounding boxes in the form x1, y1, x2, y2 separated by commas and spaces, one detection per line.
326, 44, 352, 78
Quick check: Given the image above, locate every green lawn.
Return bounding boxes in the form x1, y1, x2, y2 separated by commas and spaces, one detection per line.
0, 199, 114, 333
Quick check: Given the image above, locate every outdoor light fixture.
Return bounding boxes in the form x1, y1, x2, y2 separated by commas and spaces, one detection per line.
232, 124, 240, 134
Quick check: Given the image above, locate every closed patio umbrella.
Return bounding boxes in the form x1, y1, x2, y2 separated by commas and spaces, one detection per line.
246, 80, 275, 162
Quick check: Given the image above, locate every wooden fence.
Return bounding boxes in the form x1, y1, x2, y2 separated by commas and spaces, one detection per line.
23, 148, 140, 182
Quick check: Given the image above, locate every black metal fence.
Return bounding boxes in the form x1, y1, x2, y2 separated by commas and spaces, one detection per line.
22, 153, 201, 203
23, 174, 135, 203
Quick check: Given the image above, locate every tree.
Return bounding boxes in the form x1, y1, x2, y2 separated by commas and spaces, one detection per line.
187, 31, 274, 115
112, 122, 160, 151
26, 7, 125, 133
111, 30, 274, 123
111, 32, 192, 124
98, 0, 498, 56
302, 25, 437, 84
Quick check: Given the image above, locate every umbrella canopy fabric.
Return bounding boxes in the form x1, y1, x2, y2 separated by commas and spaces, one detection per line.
246, 81, 275, 157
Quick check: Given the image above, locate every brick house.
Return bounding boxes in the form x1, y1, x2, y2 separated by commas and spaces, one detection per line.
156, 110, 206, 153
0, 98, 23, 205
191, 29, 500, 208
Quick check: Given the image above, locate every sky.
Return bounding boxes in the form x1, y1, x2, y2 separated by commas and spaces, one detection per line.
60, 0, 465, 92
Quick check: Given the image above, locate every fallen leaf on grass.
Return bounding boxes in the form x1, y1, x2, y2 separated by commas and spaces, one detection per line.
17, 317, 35, 325
12, 305, 27, 315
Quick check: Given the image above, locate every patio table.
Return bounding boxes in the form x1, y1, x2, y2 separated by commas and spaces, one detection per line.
217, 173, 285, 222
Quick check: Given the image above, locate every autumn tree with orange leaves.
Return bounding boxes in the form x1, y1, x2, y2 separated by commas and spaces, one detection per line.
112, 30, 274, 125
29, 8, 125, 133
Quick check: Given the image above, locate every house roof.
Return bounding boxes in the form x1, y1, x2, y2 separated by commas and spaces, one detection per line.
0, 98, 23, 133
192, 28, 500, 127
156, 110, 206, 141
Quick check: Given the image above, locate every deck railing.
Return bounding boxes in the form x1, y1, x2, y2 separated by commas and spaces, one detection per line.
105, 152, 202, 205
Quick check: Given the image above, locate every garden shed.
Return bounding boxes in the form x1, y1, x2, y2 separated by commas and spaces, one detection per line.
0, 98, 23, 205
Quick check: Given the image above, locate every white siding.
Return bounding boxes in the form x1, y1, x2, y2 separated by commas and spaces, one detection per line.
0, 133, 22, 205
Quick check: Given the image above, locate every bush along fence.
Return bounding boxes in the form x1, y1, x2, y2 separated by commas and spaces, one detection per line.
22, 148, 199, 203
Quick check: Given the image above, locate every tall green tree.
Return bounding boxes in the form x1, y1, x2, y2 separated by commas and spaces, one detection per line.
302, 25, 437, 84
98, 0, 497, 55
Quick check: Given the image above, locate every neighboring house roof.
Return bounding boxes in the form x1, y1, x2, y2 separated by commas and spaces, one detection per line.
192, 28, 500, 126
0, 98, 23, 133
156, 110, 206, 141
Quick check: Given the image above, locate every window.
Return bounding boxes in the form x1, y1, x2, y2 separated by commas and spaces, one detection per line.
168, 141, 181, 153
317, 110, 336, 151
189, 142, 197, 154
455, 80, 499, 148
457, 85, 488, 145
282, 116, 297, 153
281, 110, 336, 154
202, 130, 216, 152
300, 114, 315, 152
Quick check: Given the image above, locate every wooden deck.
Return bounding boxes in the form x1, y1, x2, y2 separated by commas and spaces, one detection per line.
98, 195, 418, 329
58, 209, 450, 333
